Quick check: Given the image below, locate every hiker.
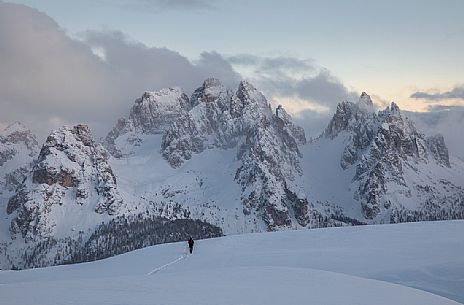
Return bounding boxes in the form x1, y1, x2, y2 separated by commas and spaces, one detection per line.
188, 237, 194, 254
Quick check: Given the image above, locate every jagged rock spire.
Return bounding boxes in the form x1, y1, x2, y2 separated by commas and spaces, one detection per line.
359, 92, 374, 107
150, 79, 310, 230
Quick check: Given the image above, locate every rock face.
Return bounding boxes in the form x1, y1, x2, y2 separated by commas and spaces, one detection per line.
162, 80, 309, 230
426, 134, 450, 167
7, 125, 122, 240
104, 88, 190, 157
321, 93, 464, 221
0, 122, 39, 198
0, 122, 38, 161
324, 95, 376, 170
108, 79, 309, 231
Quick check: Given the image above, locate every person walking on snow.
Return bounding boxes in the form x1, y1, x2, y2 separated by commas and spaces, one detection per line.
188, 237, 194, 254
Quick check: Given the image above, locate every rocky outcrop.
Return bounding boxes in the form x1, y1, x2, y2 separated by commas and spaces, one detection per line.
161, 79, 309, 230
324, 93, 376, 169
323, 93, 461, 221
7, 125, 122, 240
0, 122, 39, 199
426, 134, 450, 167
276, 105, 306, 147
106, 78, 310, 231
0, 122, 38, 158
129, 88, 191, 133
103, 88, 190, 157
0, 122, 38, 166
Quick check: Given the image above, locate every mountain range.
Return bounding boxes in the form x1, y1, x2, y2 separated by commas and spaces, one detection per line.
1, 78, 463, 269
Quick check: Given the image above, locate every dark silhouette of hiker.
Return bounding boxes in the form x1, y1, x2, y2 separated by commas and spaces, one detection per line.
188, 237, 194, 254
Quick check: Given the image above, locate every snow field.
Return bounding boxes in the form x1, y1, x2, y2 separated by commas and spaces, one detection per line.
1, 220, 463, 305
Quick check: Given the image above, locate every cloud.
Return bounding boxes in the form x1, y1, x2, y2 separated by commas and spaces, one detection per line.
117, 0, 217, 11
292, 109, 332, 140
228, 54, 358, 112
228, 54, 315, 76
227, 54, 359, 137
405, 105, 464, 161
0, 2, 356, 142
269, 71, 358, 137
82, 30, 240, 93
410, 85, 464, 101
0, 2, 116, 138
426, 104, 464, 112
0, 2, 238, 140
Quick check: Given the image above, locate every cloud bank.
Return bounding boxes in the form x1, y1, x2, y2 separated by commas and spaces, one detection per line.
229, 54, 358, 110
405, 105, 464, 161
118, 0, 218, 12
410, 85, 464, 101
228, 54, 359, 137
1, 1, 359, 141
0, 1, 238, 139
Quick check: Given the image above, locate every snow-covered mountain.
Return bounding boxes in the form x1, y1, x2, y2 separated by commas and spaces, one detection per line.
1, 79, 464, 270
304, 92, 464, 224
0, 124, 221, 269
106, 78, 309, 232
7, 125, 122, 241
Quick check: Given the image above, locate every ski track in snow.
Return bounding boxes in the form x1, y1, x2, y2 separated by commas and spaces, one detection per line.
146, 253, 187, 276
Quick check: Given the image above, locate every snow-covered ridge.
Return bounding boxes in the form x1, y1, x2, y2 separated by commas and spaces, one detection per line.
307, 92, 464, 223
108, 78, 310, 231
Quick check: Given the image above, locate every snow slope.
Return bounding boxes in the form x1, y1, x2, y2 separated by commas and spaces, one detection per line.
110, 134, 248, 234
1, 220, 463, 305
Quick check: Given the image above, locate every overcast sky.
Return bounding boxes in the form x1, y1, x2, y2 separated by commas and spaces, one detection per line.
1, 0, 463, 140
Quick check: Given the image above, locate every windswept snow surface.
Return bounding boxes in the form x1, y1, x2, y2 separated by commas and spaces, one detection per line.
1, 221, 464, 305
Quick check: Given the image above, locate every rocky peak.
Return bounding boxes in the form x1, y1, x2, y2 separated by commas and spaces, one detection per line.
358, 92, 375, 112
160, 79, 309, 230
359, 92, 372, 104
324, 101, 355, 138
0, 122, 38, 154
237, 81, 267, 104
322, 98, 455, 220
0, 121, 35, 177
130, 87, 190, 134
275, 105, 306, 146
8, 124, 122, 240
190, 78, 231, 114
191, 78, 228, 103
34, 125, 96, 182
2, 121, 29, 135
276, 105, 291, 122
389, 101, 401, 113
104, 78, 309, 231
230, 82, 272, 127
104, 87, 190, 157
324, 93, 376, 141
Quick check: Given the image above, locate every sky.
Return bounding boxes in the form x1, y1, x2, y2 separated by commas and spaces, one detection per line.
1, 0, 463, 139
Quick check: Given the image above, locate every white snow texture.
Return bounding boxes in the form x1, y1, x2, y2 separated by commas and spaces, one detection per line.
1, 221, 463, 305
